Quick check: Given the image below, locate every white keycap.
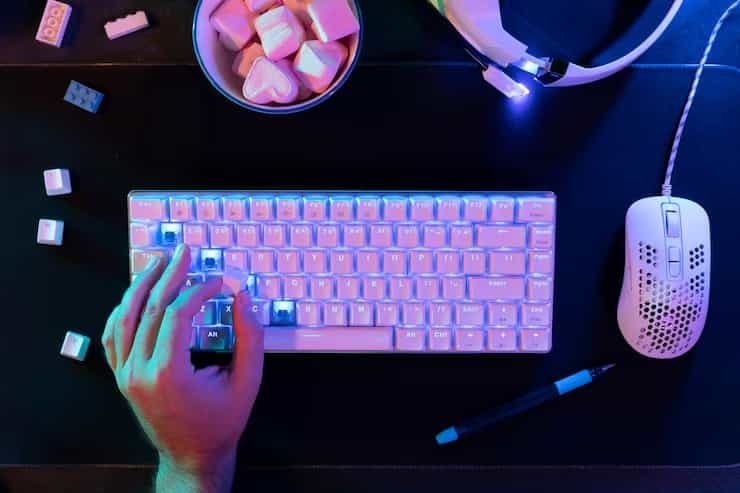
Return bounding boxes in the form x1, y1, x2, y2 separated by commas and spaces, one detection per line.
415, 276, 439, 299
429, 302, 453, 326
435, 249, 460, 274
369, 223, 392, 247
402, 302, 426, 326
43, 168, 72, 196
409, 249, 433, 273
330, 248, 353, 273
276, 196, 300, 221
184, 223, 208, 246
490, 197, 515, 222
410, 196, 435, 221
289, 223, 313, 247
462, 250, 486, 274
323, 302, 348, 325
330, 197, 354, 221
437, 196, 461, 221
263, 223, 286, 247
389, 276, 412, 300
284, 274, 307, 298
383, 249, 407, 274
490, 251, 526, 275
251, 249, 275, 272
170, 197, 194, 221
343, 223, 366, 247
309, 275, 333, 299
303, 196, 327, 221
528, 252, 553, 274
450, 224, 473, 248
356, 196, 380, 221
196, 197, 220, 221
60, 331, 90, 361
316, 223, 339, 247
249, 196, 274, 221
362, 276, 386, 299
297, 300, 321, 325
422, 223, 446, 248
455, 302, 485, 326
441, 275, 465, 299
396, 223, 419, 248
223, 196, 246, 221
304, 249, 327, 273
336, 276, 360, 299
357, 249, 380, 273
277, 248, 300, 273
383, 196, 407, 221
489, 303, 517, 326
37, 219, 64, 246
236, 223, 260, 247
463, 196, 488, 222
376, 302, 399, 325
350, 301, 374, 326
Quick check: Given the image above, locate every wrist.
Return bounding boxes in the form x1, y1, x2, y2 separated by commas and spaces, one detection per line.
156, 448, 237, 493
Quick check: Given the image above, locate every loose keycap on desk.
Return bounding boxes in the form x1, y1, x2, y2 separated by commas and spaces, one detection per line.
129, 191, 556, 353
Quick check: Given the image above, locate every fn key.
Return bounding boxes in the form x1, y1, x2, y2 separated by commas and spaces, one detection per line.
197, 326, 233, 352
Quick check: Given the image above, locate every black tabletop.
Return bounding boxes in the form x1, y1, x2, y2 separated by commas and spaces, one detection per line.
1, 0, 740, 473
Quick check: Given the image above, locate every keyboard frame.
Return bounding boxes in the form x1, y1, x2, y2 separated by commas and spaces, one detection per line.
128, 190, 557, 354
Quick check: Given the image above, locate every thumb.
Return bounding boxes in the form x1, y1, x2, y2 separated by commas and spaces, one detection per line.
231, 291, 264, 392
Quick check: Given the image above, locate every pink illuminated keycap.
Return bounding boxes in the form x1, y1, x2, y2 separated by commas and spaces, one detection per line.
210, 0, 256, 51
529, 225, 554, 249
369, 224, 392, 247
455, 302, 485, 326
263, 223, 286, 247
376, 302, 399, 325
310, 276, 333, 299
396, 223, 419, 248
437, 197, 461, 221
383, 197, 407, 221
435, 249, 460, 274
389, 276, 412, 300
469, 277, 525, 300
170, 198, 194, 221
316, 223, 339, 247
441, 276, 465, 300
223, 197, 246, 221
521, 303, 551, 326
383, 250, 407, 274
517, 198, 555, 222
429, 327, 452, 351
422, 223, 446, 248
409, 249, 433, 273
293, 40, 348, 93
131, 249, 168, 273
528, 278, 552, 301
455, 329, 484, 352
490, 251, 525, 275
323, 302, 348, 325
402, 302, 426, 326
296, 300, 320, 325
520, 329, 551, 352
130, 198, 167, 221
337, 276, 360, 299
410, 196, 435, 221
396, 328, 425, 351
477, 225, 526, 248
276, 196, 300, 221
236, 223, 260, 247
284, 274, 307, 298
265, 327, 393, 351
330, 197, 354, 221
307, 0, 360, 42
357, 197, 380, 221
343, 223, 366, 247
303, 196, 327, 220
357, 249, 380, 273
243, 57, 300, 104
350, 301, 374, 326
362, 276, 385, 299
330, 249, 353, 274
489, 303, 517, 326
196, 198, 220, 221
183, 223, 208, 246
429, 302, 453, 326
130, 223, 155, 247
528, 252, 553, 274
251, 249, 275, 272
277, 249, 300, 272
210, 224, 234, 247
224, 249, 248, 271
450, 224, 473, 248
491, 197, 515, 222
463, 196, 488, 222
233, 42, 265, 78
249, 197, 273, 221
304, 249, 327, 273
462, 250, 486, 274
257, 275, 281, 299
254, 6, 305, 60
415, 276, 439, 300
289, 223, 313, 247
488, 329, 517, 352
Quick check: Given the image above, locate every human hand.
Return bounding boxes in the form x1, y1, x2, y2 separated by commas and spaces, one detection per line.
102, 244, 264, 492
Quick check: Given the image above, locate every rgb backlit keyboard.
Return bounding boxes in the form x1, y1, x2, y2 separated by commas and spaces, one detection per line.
128, 191, 556, 353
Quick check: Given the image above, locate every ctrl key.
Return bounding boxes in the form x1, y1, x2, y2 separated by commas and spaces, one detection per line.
60, 331, 90, 361
196, 325, 233, 352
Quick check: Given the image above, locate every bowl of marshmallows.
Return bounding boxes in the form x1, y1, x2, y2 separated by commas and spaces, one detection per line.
193, 0, 362, 114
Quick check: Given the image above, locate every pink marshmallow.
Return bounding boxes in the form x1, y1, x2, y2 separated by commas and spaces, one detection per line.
245, 0, 278, 13
276, 58, 313, 100
243, 56, 300, 104
233, 42, 266, 78
307, 0, 360, 43
292, 40, 348, 93
210, 0, 256, 51
282, 0, 311, 24
254, 6, 306, 60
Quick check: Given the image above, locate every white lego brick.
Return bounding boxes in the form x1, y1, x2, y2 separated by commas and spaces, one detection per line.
60, 331, 91, 361
35, 0, 72, 48
104, 11, 150, 40
43, 168, 72, 196
37, 219, 64, 246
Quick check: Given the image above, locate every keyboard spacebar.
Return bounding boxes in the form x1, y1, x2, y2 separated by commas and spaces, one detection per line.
264, 326, 394, 351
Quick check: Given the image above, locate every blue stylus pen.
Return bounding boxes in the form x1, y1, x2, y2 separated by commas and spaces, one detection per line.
435, 364, 615, 445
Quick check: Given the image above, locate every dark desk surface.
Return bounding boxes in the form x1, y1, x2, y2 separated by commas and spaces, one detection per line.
2, 0, 740, 491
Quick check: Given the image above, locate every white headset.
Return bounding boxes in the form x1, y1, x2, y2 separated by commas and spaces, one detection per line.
429, 0, 684, 97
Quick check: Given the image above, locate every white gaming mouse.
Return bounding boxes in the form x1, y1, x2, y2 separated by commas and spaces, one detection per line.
617, 196, 711, 358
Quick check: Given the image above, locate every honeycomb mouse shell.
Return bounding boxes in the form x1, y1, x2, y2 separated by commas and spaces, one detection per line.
617, 196, 711, 359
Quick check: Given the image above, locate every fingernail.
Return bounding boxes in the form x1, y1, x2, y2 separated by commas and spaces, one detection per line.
145, 255, 161, 270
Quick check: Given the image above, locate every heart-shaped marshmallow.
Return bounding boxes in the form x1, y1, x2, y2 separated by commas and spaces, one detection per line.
243, 56, 300, 104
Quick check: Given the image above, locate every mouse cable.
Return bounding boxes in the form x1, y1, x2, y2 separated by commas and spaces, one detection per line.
662, 0, 740, 197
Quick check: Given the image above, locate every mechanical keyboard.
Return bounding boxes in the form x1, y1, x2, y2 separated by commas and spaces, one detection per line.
128, 191, 556, 353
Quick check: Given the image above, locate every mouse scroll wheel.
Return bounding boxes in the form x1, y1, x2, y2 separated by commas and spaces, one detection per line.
665, 211, 681, 238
